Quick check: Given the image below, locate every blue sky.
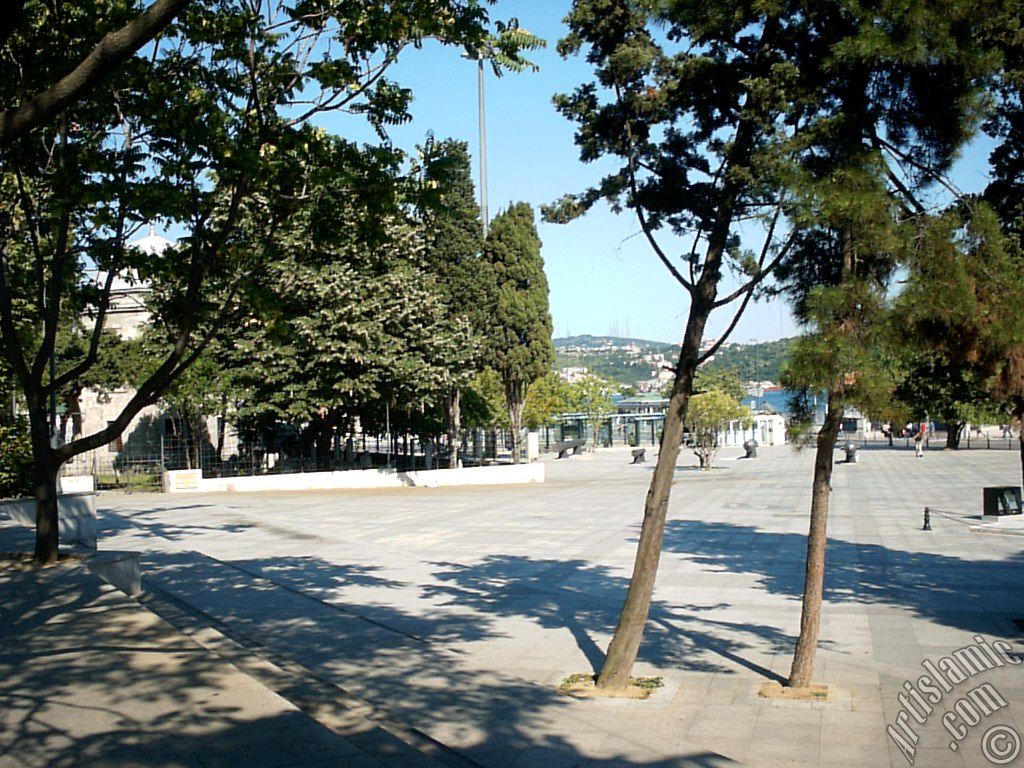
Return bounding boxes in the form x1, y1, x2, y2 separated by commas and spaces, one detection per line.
316, 0, 996, 345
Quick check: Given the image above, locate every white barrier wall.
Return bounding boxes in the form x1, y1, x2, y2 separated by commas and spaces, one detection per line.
0, 492, 98, 549
59, 475, 96, 493
164, 462, 545, 494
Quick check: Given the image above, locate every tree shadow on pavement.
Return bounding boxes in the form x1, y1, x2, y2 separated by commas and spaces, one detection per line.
136, 550, 741, 767
660, 518, 1024, 637
425, 554, 794, 682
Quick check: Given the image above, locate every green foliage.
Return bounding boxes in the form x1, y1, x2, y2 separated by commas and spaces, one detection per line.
523, 373, 574, 429
462, 369, 509, 429
782, 282, 897, 417
892, 203, 1024, 431
693, 369, 745, 403
482, 202, 555, 433
569, 374, 614, 446
0, 0, 526, 474
416, 137, 486, 319
701, 340, 796, 385
686, 389, 749, 470
0, 419, 33, 498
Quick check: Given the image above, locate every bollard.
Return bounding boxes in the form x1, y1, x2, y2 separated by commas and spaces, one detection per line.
922, 506, 932, 531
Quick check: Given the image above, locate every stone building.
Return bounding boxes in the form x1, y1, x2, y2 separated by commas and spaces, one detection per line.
61, 228, 237, 477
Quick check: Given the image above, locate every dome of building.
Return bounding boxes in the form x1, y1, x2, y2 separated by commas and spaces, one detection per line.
128, 224, 173, 256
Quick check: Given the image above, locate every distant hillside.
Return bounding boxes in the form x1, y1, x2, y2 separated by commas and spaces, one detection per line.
554, 335, 678, 387
700, 337, 796, 382
553, 334, 796, 387
554, 335, 676, 352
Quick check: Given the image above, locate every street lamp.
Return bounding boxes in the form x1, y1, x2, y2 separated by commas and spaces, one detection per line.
471, 52, 490, 238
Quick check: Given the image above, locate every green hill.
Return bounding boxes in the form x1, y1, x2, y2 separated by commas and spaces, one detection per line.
700, 337, 796, 382
553, 335, 796, 387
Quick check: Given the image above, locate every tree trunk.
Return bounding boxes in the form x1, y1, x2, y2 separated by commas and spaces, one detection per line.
446, 388, 461, 469
215, 394, 227, 463
945, 421, 963, 450
60, 384, 82, 442
30, 408, 59, 565
788, 392, 844, 688
182, 412, 192, 469
596, 302, 707, 691
507, 381, 525, 464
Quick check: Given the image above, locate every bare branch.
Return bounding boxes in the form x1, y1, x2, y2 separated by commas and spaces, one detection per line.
615, 85, 695, 294
875, 134, 967, 204
711, 206, 789, 308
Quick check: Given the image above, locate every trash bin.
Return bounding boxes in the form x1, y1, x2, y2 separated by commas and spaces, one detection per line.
844, 442, 859, 463
983, 486, 1022, 519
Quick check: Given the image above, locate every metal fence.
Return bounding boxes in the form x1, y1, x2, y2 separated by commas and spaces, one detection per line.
58, 428, 532, 491
855, 430, 1021, 451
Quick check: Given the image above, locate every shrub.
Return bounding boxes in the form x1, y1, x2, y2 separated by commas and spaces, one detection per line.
0, 421, 35, 499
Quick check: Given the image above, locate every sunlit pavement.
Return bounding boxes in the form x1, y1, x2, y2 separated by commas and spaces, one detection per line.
45, 443, 1024, 766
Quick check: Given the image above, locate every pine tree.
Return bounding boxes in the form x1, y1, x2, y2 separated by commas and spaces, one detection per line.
482, 203, 554, 462
771, 0, 1000, 690
552, 0, 1003, 693
549, 0, 814, 692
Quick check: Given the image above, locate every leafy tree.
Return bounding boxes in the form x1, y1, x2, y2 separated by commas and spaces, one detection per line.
56, 328, 142, 442
701, 339, 796, 384
0, 419, 33, 497
231, 236, 475, 467
693, 369, 745, 404
896, 203, 1024, 473
0, 0, 526, 563
686, 389, 748, 470
982, 24, 1024, 485
552, 0, 1000, 693
523, 372, 574, 430
481, 202, 554, 462
0, 0, 189, 148
569, 373, 614, 448
462, 368, 508, 430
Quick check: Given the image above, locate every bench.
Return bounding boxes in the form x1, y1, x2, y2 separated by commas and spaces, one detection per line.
554, 438, 587, 459
630, 448, 646, 464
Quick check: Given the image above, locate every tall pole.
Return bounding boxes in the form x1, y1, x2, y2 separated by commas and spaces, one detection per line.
477, 56, 489, 237
385, 402, 391, 469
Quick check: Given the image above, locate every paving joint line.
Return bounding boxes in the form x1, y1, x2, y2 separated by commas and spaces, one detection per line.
137, 576, 483, 768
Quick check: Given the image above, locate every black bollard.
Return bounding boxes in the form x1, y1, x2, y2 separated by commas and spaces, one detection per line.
922, 506, 932, 531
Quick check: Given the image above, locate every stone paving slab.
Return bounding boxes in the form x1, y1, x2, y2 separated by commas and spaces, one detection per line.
63, 444, 1024, 766
0, 538, 462, 768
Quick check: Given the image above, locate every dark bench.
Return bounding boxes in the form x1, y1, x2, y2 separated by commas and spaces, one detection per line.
630, 448, 646, 464
554, 438, 587, 459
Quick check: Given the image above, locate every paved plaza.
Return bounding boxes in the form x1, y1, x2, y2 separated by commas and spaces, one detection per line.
3, 442, 1024, 767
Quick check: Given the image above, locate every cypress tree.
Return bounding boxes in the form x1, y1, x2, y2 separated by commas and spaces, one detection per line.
482, 203, 554, 462
418, 137, 486, 467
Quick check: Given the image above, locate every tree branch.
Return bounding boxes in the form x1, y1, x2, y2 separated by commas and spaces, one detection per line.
0, 0, 190, 148
711, 206, 791, 308
616, 85, 695, 293
0, 241, 33, 394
